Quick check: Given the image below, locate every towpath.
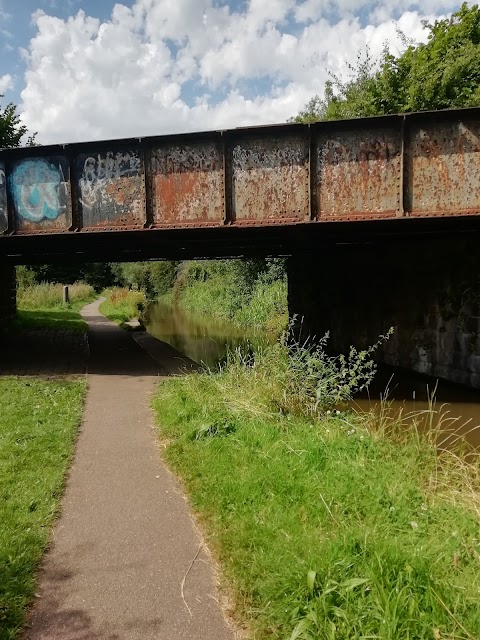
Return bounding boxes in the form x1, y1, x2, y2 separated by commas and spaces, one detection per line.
24, 298, 234, 640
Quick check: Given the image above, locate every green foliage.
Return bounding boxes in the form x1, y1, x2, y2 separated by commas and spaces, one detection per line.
111, 261, 178, 298
294, 3, 480, 122
15, 281, 95, 331
0, 378, 85, 639
167, 258, 287, 332
17, 282, 94, 310
286, 327, 394, 413
99, 287, 147, 326
26, 264, 117, 291
153, 347, 480, 639
0, 98, 35, 148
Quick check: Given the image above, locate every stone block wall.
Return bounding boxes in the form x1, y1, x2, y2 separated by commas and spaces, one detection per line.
288, 235, 480, 388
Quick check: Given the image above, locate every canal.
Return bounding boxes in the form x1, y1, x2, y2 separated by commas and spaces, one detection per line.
145, 301, 480, 449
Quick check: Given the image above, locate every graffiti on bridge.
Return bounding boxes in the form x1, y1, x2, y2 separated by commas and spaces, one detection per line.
10, 159, 69, 223
77, 150, 145, 228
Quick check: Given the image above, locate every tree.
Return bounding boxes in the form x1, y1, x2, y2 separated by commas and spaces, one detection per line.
293, 3, 480, 122
0, 98, 36, 148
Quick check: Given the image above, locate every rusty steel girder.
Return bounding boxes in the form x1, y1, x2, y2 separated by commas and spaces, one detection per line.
1, 107, 479, 236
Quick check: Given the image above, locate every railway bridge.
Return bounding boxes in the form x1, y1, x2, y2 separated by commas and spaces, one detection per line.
1, 107, 480, 386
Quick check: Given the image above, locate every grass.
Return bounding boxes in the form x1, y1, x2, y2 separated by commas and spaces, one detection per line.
15, 282, 96, 332
164, 260, 288, 334
99, 287, 146, 327
152, 344, 480, 639
0, 377, 86, 640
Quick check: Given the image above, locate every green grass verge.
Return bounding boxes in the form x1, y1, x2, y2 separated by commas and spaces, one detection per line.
153, 364, 480, 639
0, 377, 86, 639
99, 288, 146, 327
15, 283, 96, 332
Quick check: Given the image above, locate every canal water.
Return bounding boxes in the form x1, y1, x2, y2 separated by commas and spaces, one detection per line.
145, 302, 480, 449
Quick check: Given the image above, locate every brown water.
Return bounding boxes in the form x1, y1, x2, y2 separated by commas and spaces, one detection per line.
145, 302, 273, 368
145, 302, 480, 449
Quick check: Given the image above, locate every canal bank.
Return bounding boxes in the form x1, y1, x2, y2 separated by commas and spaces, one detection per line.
145, 299, 480, 449
151, 319, 480, 639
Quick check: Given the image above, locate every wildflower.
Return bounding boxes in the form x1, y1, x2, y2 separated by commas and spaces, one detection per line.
410, 521, 418, 529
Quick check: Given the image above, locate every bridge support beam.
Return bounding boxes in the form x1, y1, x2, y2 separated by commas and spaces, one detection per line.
288, 235, 480, 389
0, 265, 16, 330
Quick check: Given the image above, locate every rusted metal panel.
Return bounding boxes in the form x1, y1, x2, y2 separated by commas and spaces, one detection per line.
407, 117, 480, 216
316, 126, 402, 220
9, 156, 71, 233
0, 161, 7, 233
150, 141, 224, 226
76, 149, 145, 229
230, 134, 309, 223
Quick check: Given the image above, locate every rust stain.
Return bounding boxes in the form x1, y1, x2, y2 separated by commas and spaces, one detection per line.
316, 127, 401, 219
407, 119, 480, 215
151, 142, 224, 225
231, 135, 309, 221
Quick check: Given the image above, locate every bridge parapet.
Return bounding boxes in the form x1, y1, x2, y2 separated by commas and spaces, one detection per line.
1, 107, 479, 236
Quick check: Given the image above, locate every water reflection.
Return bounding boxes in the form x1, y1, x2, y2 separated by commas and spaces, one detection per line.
145, 302, 480, 449
354, 366, 480, 449
145, 302, 273, 369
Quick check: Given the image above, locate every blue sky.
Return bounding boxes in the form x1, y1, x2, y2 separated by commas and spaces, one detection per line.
0, 0, 466, 144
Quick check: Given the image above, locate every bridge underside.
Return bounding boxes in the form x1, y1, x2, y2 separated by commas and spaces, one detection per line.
1, 215, 480, 265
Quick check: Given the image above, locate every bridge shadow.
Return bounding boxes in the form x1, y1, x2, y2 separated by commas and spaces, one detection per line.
0, 326, 89, 377
0, 310, 199, 378
85, 311, 199, 377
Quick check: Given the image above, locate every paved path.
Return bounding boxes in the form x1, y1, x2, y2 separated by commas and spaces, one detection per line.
24, 299, 234, 640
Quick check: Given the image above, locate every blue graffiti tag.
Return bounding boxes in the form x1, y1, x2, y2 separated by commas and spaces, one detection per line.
11, 159, 64, 222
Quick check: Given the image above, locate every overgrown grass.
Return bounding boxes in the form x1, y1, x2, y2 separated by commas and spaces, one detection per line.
153, 343, 480, 639
17, 282, 94, 310
99, 287, 146, 326
16, 282, 95, 331
164, 260, 288, 333
0, 377, 86, 639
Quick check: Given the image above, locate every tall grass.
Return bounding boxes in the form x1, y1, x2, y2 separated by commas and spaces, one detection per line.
17, 282, 94, 310
164, 259, 288, 333
153, 336, 480, 639
99, 287, 146, 326
15, 282, 96, 331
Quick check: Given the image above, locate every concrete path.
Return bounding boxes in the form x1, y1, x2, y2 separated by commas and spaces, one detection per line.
24, 299, 234, 640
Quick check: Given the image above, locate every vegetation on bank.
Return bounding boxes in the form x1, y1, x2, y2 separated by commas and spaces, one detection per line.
99, 287, 147, 327
0, 378, 86, 640
15, 276, 95, 332
153, 337, 480, 639
162, 259, 288, 333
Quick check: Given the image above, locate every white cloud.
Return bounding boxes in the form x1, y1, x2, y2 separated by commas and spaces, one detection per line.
19, 1, 462, 144
0, 73, 13, 93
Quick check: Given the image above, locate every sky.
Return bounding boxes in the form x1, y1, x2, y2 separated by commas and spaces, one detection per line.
0, 0, 468, 144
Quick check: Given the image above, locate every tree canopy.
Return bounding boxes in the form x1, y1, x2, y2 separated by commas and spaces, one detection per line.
293, 2, 480, 122
0, 98, 35, 148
